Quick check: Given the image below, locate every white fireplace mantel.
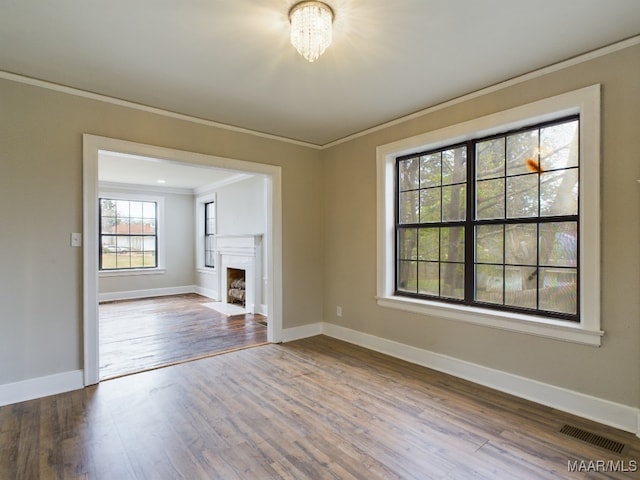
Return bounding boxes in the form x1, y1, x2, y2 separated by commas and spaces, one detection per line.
216, 234, 263, 313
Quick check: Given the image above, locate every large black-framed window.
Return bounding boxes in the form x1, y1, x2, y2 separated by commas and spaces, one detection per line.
396, 116, 579, 321
99, 198, 158, 270
204, 201, 216, 268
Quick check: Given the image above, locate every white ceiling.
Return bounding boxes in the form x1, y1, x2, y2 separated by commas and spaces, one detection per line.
98, 151, 251, 191
1, 0, 639, 146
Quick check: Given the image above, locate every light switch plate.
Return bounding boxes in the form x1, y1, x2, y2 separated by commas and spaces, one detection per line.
71, 233, 82, 247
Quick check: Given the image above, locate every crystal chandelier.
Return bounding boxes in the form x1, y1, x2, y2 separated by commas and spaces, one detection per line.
289, 1, 334, 62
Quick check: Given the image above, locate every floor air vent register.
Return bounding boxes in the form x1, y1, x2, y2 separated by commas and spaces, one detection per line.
559, 424, 626, 454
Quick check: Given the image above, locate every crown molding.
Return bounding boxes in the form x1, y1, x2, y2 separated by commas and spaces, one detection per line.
1, 35, 637, 150
323, 35, 640, 149
0, 70, 322, 150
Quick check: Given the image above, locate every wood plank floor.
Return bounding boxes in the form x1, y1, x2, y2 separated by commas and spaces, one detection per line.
2, 335, 639, 479
99, 294, 267, 379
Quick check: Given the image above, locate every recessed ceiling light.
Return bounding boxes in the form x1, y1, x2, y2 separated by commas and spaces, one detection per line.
157, 179, 166, 184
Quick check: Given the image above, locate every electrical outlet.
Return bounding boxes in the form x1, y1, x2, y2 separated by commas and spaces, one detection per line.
336, 306, 342, 317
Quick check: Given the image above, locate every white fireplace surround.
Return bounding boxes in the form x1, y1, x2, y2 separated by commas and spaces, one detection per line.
216, 234, 262, 314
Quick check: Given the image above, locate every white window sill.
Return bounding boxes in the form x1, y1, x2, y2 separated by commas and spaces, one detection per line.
99, 268, 166, 277
197, 267, 217, 275
376, 295, 603, 347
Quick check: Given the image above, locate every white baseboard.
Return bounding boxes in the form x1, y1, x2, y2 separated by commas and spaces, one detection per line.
288, 322, 639, 436
194, 286, 218, 300
99, 285, 197, 302
281, 322, 323, 342
0, 370, 84, 407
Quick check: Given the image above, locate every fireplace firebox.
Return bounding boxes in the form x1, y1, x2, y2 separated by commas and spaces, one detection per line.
227, 267, 246, 306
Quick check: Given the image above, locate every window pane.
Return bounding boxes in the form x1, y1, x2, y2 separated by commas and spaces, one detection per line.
142, 251, 156, 268
117, 217, 130, 234
539, 222, 577, 267
418, 228, 438, 261
505, 224, 537, 266
507, 130, 538, 176
100, 199, 117, 217
476, 225, 503, 264
145, 219, 156, 235
504, 266, 537, 309
205, 233, 215, 268
540, 169, 578, 216
476, 264, 503, 304
129, 218, 143, 234
205, 235, 215, 251
540, 120, 579, 170
442, 147, 466, 185
506, 174, 538, 218
440, 263, 464, 300
205, 250, 215, 268
539, 268, 577, 315
397, 261, 417, 293
476, 178, 505, 219
101, 217, 116, 234
399, 191, 419, 224
418, 262, 439, 296
440, 227, 464, 262
142, 201, 156, 219
116, 200, 130, 218
420, 188, 441, 222
398, 228, 418, 260
476, 138, 505, 180
129, 201, 143, 218
205, 202, 216, 235
420, 153, 441, 188
442, 184, 466, 222
142, 236, 156, 253
114, 236, 129, 253
116, 252, 131, 269
399, 157, 419, 192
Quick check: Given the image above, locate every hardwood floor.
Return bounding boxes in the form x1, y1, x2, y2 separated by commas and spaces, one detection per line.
99, 294, 267, 379
1, 335, 638, 479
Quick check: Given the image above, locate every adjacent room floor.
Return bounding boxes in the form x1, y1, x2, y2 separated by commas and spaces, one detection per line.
99, 293, 267, 379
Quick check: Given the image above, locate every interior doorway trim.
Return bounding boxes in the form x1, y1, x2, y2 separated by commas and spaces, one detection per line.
82, 134, 283, 386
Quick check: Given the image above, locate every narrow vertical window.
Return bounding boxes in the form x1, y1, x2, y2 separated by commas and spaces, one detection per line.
204, 201, 216, 268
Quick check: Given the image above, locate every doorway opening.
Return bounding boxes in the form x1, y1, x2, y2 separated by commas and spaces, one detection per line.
83, 134, 283, 385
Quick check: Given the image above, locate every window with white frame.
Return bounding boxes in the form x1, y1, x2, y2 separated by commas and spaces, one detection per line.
196, 192, 217, 271
204, 200, 216, 268
377, 86, 603, 346
99, 198, 158, 270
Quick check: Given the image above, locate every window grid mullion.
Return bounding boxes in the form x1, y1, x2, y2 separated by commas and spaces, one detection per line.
502, 136, 507, 305
536, 127, 542, 310
465, 141, 475, 304
439, 152, 443, 297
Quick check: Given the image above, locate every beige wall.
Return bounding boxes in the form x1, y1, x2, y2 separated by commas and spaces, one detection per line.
1, 42, 638, 413
322, 43, 640, 408
0, 78, 323, 384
